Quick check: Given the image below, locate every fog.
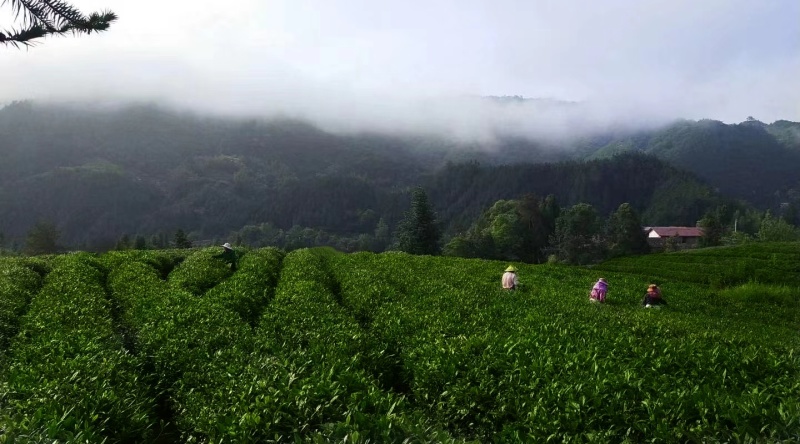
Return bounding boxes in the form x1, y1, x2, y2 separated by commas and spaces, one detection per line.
2, 0, 799, 143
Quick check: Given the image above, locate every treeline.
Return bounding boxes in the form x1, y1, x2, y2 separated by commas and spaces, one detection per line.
0, 149, 731, 251
441, 197, 799, 265
2, 102, 799, 253
443, 197, 649, 264
7, 184, 799, 266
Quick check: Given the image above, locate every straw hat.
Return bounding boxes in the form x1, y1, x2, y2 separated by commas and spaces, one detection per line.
222, 242, 232, 250
505, 265, 517, 272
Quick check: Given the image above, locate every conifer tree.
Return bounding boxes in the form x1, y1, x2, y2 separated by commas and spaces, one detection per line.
115, 234, 132, 250
174, 229, 192, 249
395, 187, 441, 255
134, 235, 147, 250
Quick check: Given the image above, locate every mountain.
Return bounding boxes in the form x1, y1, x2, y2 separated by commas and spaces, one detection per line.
0, 101, 789, 250
585, 118, 800, 206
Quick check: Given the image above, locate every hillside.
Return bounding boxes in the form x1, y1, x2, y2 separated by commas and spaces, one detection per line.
587, 119, 800, 205
0, 102, 752, 250
1, 244, 798, 442
595, 241, 800, 287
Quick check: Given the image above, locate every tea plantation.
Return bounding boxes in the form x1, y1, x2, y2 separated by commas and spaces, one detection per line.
1, 243, 798, 443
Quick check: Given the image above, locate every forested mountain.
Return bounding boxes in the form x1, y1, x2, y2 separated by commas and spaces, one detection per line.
586, 118, 800, 206
425, 153, 727, 236
0, 101, 795, 251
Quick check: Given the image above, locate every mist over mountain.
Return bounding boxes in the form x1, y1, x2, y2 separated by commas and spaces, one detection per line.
0, 100, 797, 251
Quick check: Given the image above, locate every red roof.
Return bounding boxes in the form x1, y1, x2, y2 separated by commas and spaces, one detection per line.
648, 227, 704, 237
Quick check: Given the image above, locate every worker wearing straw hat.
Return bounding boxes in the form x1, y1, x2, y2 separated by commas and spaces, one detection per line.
213, 242, 238, 271
502, 265, 520, 290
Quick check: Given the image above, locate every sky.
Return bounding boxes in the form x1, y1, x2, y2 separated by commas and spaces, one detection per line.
2, 0, 799, 140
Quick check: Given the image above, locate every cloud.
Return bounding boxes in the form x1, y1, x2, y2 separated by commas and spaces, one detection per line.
1, 0, 798, 142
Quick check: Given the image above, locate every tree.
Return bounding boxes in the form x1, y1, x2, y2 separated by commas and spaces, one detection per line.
485, 200, 527, 260
443, 236, 479, 258
758, 211, 798, 242
550, 203, 604, 264
395, 187, 441, 255
25, 220, 60, 255
698, 209, 725, 247
134, 235, 147, 250
1, 0, 116, 47
781, 203, 798, 227
150, 232, 168, 249
444, 195, 558, 263
174, 229, 192, 249
115, 234, 131, 250
516, 194, 549, 263
606, 203, 650, 257
372, 217, 390, 252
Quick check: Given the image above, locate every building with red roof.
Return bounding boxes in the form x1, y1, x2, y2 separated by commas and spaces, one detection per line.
645, 226, 704, 250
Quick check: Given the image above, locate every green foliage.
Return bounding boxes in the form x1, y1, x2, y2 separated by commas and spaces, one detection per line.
173, 229, 192, 249
596, 242, 800, 287
699, 209, 725, 247
168, 247, 236, 295
396, 187, 441, 255
721, 230, 753, 246
205, 247, 284, 325
642, 177, 718, 226
133, 235, 147, 250
606, 202, 650, 257
24, 220, 60, 255
100, 248, 185, 278
719, 283, 797, 307
0, 103, 753, 252
551, 203, 605, 264
115, 233, 132, 250
445, 194, 557, 263
446, 200, 519, 260
1, 255, 156, 442
0, 262, 41, 352
1, 243, 800, 442
758, 211, 799, 242
105, 254, 255, 442
592, 119, 800, 207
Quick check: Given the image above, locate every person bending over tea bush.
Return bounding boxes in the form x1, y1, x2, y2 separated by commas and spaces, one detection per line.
213, 242, 238, 271
589, 278, 608, 303
642, 284, 667, 308
502, 265, 520, 290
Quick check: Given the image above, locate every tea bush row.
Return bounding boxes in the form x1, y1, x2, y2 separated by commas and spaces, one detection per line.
1, 254, 155, 443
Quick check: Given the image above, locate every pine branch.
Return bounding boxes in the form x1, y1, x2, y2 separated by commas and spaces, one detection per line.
0, 25, 47, 47
73, 10, 116, 33
1, 0, 116, 46
14, 0, 57, 29
40, 0, 86, 28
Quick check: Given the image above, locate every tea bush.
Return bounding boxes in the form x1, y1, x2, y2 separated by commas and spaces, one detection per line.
1, 244, 799, 442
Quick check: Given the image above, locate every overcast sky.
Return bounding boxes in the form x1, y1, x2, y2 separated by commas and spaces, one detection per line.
2, 0, 799, 139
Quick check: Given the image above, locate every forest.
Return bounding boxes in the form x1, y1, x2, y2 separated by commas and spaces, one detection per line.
0, 101, 798, 257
